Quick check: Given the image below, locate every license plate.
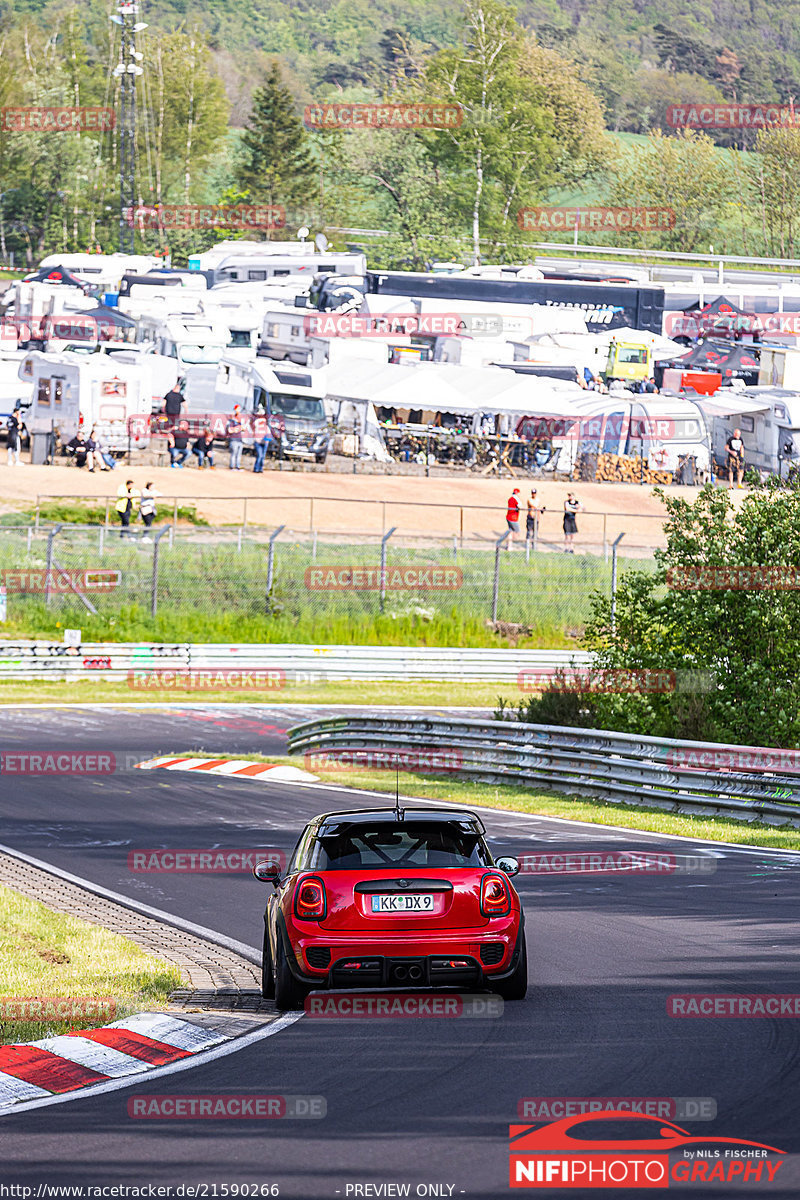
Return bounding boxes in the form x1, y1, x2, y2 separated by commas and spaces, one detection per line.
370, 894, 434, 913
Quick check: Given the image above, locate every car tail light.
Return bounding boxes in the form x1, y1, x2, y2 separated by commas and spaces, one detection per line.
481, 873, 510, 917
294, 876, 326, 920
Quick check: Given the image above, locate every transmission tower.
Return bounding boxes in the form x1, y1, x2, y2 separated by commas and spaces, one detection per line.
111, 3, 146, 253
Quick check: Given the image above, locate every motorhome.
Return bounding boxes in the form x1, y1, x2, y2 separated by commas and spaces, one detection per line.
32, 253, 161, 289
188, 241, 367, 286
758, 346, 800, 389
700, 387, 800, 479
135, 315, 230, 369
515, 394, 711, 479
19, 351, 155, 456
211, 356, 331, 462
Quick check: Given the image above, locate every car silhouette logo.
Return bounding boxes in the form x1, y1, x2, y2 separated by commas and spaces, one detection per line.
509, 1112, 784, 1154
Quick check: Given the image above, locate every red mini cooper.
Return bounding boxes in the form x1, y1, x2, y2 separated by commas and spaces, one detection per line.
254, 806, 527, 1010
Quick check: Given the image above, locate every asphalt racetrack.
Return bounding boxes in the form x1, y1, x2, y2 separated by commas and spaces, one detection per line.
0, 704, 798, 1198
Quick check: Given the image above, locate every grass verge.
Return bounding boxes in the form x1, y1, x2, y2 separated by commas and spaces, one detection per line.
214, 754, 800, 851
0, 679, 503, 707
0, 882, 182, 1045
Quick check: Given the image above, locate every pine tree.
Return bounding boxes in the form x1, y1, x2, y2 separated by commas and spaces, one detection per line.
236, 62, 316, 214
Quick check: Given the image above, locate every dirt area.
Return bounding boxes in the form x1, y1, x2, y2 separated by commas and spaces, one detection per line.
0, 456, 744, 552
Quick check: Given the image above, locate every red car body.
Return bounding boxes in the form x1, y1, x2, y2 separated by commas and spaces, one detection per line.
255, 806, 527, 1010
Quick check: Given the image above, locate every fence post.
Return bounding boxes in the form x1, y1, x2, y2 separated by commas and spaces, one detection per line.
492, 529, 510, 623
610, 532, 625, 633
603, 512, 608, 562
104, 497, 111, 530
266, 524, 285, 608
309, 497, 313, 535
151, 526, 172, 618
379, 526, 397, 613
243, 498, 248, 529
99, 524, 105, 556
45, 523, 62, 608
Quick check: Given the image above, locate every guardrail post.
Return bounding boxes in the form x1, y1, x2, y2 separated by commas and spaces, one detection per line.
379, 526, 397, 612
151, 525, 172, 618
610, 532, 625, 632
492, 529, 511, 623
266, 524, 285, 608
45, 523, 62, 608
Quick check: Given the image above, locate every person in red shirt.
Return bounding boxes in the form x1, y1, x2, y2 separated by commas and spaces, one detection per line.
506, 487, 521, 550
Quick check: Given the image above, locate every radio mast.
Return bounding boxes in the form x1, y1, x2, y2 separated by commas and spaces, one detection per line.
110, 3, 146, 253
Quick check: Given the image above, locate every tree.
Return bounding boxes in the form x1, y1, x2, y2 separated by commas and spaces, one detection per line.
236, 61, 316, 214
604, 129, 735, 251
750, 126, 800, 258
576, 484, 800, 748
418, 0, 608, 263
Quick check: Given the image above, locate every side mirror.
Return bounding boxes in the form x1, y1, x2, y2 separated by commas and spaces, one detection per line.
293, 296, 308, 308
495, 855, 520, 877
253, 861, 281, 884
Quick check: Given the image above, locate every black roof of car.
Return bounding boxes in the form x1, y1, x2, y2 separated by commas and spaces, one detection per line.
313, 807, 486, 834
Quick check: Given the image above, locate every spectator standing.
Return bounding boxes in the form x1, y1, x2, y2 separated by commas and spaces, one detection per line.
253, 421, 273, 473
139, 482, 160, 537
726, 428, 745, 487
563, 492, 582, 553
163, 384, 184, 426
506, 487, 521, 550
226, 406, 243, 470
115, 479, 139, 537
526, 488, 545, 547
6, 412, 21, 466
192, 430, 215, 469
167, 420, 190, 467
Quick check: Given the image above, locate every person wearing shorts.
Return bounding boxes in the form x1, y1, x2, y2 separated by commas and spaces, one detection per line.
526, 488, 545, 546
563, 492, 581, 552
506, 488, 521, 550
726, 429, 745, 488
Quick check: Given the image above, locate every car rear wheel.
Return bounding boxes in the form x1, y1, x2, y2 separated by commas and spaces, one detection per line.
261, 926, 275, 999
274, 934, 310, 1011
495, 931, 528, 1001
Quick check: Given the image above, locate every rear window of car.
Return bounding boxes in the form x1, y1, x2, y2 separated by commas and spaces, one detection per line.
309, 823, 492, 870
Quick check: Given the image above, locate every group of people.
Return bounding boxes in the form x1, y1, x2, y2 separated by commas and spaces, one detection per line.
65, 427, 117, 472
506, 488, 583, 552
114, 480, 160, 537
163, 386, 268, 471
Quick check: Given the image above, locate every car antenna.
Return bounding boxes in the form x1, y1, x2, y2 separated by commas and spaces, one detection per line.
394, 755, 403, 821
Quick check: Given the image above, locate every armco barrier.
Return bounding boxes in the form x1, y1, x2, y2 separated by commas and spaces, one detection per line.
287, 714, 800, 828
0, 642, 590, 683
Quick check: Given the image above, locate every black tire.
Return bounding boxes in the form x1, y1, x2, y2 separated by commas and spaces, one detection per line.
261, 924, 275, 999
274, 933, 310, 1011
495, 931, 528, 1001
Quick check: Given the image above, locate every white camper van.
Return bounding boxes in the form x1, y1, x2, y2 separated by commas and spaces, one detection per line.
20, 351, 154, 453
135, 315, 229, 369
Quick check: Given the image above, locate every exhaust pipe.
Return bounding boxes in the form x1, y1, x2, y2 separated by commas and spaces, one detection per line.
407, 965, 423, 982
393, 965, 408, 981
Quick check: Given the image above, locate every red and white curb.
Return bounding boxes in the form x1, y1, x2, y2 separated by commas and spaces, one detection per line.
0, 1013, 233, 1109
135, 756, 318, 783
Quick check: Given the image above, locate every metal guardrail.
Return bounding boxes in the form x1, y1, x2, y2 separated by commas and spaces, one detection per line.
287, 714, 800, 829
0, 642, 589, 683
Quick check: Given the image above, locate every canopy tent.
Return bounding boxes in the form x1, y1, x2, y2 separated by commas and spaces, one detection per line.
21, 265, 93, 291
695, 393, 775, 419
324, 359, 590, 420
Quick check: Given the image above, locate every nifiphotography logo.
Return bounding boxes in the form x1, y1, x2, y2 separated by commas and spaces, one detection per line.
508, 1111, 784, 1188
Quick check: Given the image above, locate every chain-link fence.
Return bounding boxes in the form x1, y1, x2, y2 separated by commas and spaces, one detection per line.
0, 525, 658, 641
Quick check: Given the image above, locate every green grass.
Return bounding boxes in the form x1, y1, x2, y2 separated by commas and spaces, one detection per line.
0, 501, 209, 527
267, 756, 800, 851
0, 679, 509, 707
0, 534, 653, 646
0, 883, 181, 1045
